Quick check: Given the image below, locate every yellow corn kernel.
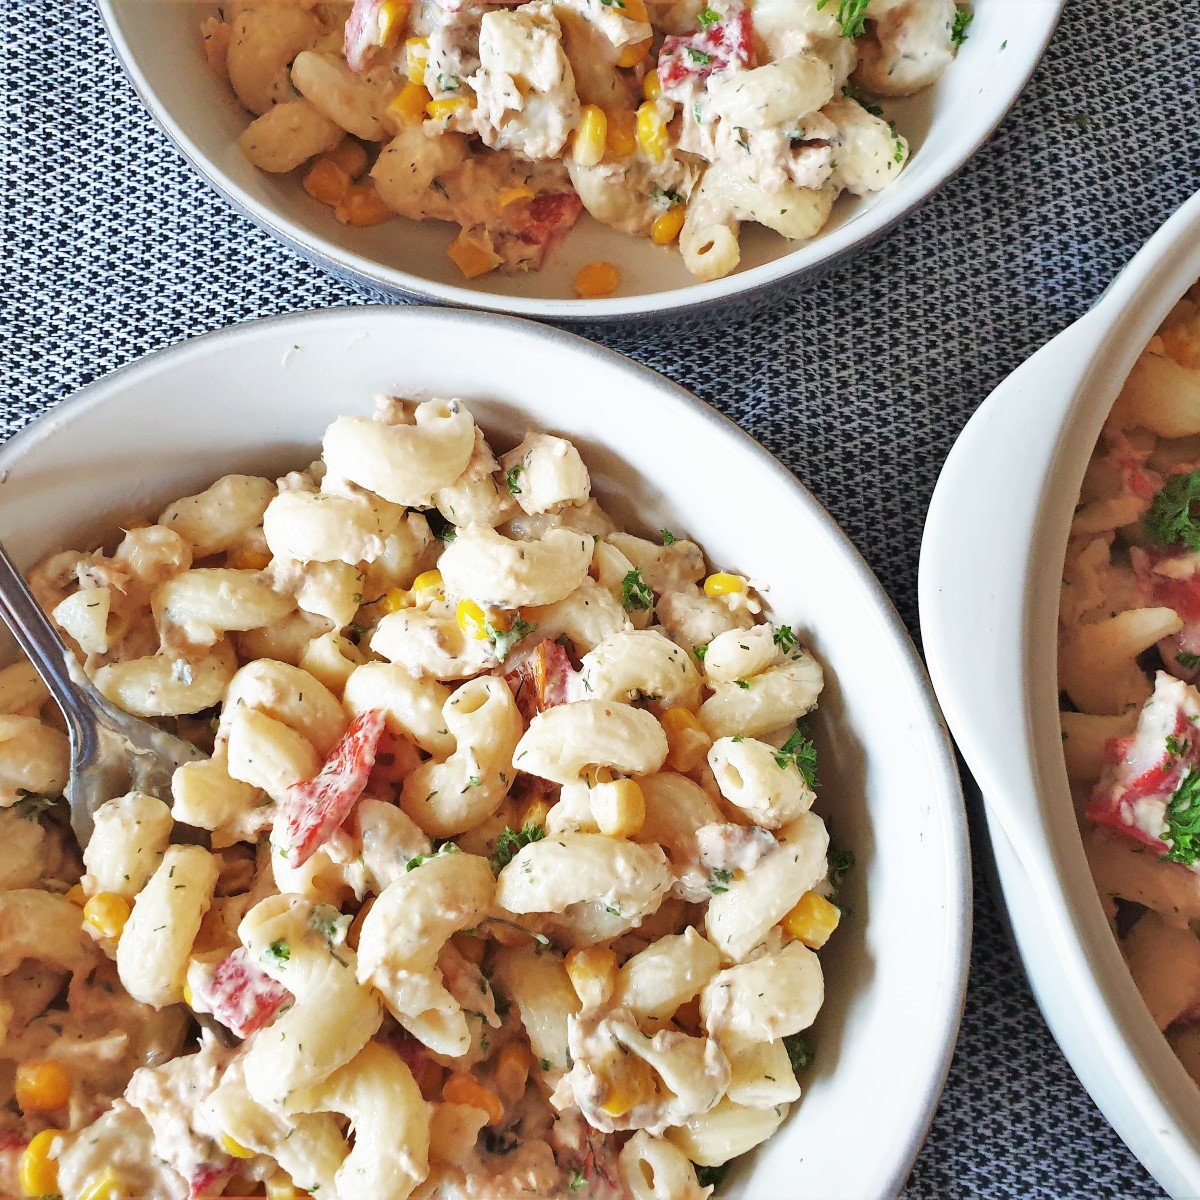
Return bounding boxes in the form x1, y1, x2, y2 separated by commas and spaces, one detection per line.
411, 569, 444, 603
182, 981, 194, 1008
661, 706, 711, 772
447, 231, 500, 280
565, 946, 618, 1009
494, 1042, 532, 1106
703, 571, 746, 597
573, 104, 608, 167
651, 206, 686, 246
324, 138, 370, 180
573, 261, 620, 299
781, 890, 841, 949
15, 1059, 71, 1113
592, 778, 646, 838
303, 157, 350, 207
456, 598, 490, 640
405, 36, 430, 83
599, 1056, 655, 1117
19, 1129, 62, 1197
624, 0, 649, 19
617, 37, 651, 69
220, 1134, 256, 1159
605, 108, 637, 157
77, 1169, 123, 1200
636, 101, 667, 162
520, 797, 551, 828
82, 892, 131, 941
426, 96, 469, 121
378, 0, 409, 46
642, 69, 661, 101
65, 882, 86, 906
381, 585, 409, 614
444, 1072, 505, 1125
334, 183, 395, 228
226, 545, 272, 570
497, 184, 534, 209
265, 1176, 302, 1200
389, 81, 431, 126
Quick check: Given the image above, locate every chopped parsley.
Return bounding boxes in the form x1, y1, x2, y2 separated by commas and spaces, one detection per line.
685, 46, 713, 65
784, 1033, 815, 1071
693, 643, 708, 661
734, 679, 750, 690
649, 187, 683, 209
773, 624, 796, 651
1167, 734, 1192, 760
600, 0, 626, 7
604, 903, 622, 917
708, 868, 733, 895
1145, 471, 1200, 551
540, 1057, 552, 1071
736, 126, 750, 151
506, 465, 524, 495
426, 509, 457, 542
1163, 770, 1200, 867
816, 0, 870, 38
407, 842, 461, 872
697, 6, 720, 26
774, 728, 819, 789
437, 72, 460, 91
950, 7, 973, 48
827, 847, 855, 892
488, 615, 538, 661
889, 121, 905, 164
567, 1167, 588, 1192
491, 822, 546, 873
660, 528, 678, 545
621, 569, 653, 612
840, 83, 882, 117
693, 1163, 730, 1188
263, 939, 290, 967
14, 791, 59, 821
1179, 651, 1200, 669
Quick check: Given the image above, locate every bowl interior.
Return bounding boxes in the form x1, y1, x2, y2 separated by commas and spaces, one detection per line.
100, 0, 1061, 317
0, 308, 967, 1194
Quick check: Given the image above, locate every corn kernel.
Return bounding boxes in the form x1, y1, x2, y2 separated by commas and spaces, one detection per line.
661, 707, 711, 773
303, 157, 350, 207
389, 81, 431, 126
781, 890, 841, 949
605, 108, 637, 156
494, 1042, 532, 1106
636, 101, 668, 162
15, 1059, 71, 1113
642, 70, 661, 101
77, 1169, 123, 1200
65, 883, 86, 906
591, 778, 645, 838
573, 261, 620, 299
444, 1073, 505, 1125
599, 1055, 655, 1117
651, 206, 686, 246
405, 36, 430, 83
447, 232, 500, 280
220, 1134, 256, 1159
82, 892, 131, 941
427, 96, 470, 121
226, 545, 272, 571
324, 138, 370, 179
334, 183, 394, 228
572, 105, 608, 167
182, 981, 194, 1008
520, 797, 551, 828
411, 570, 444, 603
703, 572, 746, 597
496, 185, 534, 209
617, 37, 651, 68
378, 0, 409, 46
266, 1175, 303, 1200
565, 946, 618, 1009
19, 1129, 62, 1196
457, 598, 490, 640
382, 586, 409, 614
624, 0, 649, 19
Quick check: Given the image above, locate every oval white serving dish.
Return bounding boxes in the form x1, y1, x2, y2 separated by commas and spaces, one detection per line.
1, 307, 967, 1196
97, 0, 1062, 321
920, 190, 1200, 1197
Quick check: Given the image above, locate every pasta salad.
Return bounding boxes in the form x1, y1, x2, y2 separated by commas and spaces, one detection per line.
0, 396, 851, 1200
203, 0, 971, 288
1059, 279, 1200, 1083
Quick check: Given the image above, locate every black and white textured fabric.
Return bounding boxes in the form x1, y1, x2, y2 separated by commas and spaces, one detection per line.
3, 0, 1199, 1195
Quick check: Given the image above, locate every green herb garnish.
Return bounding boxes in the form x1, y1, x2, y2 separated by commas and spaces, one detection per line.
693, 1163, 730, 1188
774, 728, 818, 789
697, 6, 720, 25
488, 615, 538, 661
1145, 471, 1200, 551
1163, 770, 1200, 867
840, 83, 883, 116
1179, 651, 1200, 669
685, 46, 712, 65
950, 7, 972, 47
264, 939, 290, 967
708, 868, 733, 895
506, 466, 524, 495
816, 0, 870, 38
621, 569, 653, 612
773, 624, 796, 651
784, 1033, 815, 1071
491, 822, 546, 873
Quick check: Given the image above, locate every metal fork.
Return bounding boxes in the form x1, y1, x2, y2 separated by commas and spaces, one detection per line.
0, 540, 206, 848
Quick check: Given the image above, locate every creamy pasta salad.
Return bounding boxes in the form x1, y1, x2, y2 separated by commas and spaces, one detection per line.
203, 0, 971, 289
1059, 280, 1200, 1083
0, 396, 851, 1200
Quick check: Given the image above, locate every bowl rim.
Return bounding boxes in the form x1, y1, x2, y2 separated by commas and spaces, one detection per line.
1, 304, 971, 1191
96, 0, 1064, 322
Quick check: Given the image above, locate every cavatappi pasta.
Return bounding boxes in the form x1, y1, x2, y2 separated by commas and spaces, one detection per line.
1059, 280, 1200, 1083
0, 396, 851, 1200
202, 0, 970, 286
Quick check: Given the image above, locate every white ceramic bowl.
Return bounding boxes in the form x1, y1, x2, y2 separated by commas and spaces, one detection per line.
98, 1, 1061, 321
920, 192, 1200, 1197
2, 307, 967, 1196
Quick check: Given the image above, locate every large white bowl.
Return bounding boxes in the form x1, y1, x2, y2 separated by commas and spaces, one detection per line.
1, 308, 967, 1196
98, 0, 1061, 321
920, 191, 1200, 1197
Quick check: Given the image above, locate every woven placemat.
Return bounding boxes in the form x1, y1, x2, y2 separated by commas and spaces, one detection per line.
4, 0, 1199, 1194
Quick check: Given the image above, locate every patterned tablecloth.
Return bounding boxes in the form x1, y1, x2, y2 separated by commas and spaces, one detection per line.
4, 0, 1200, 1194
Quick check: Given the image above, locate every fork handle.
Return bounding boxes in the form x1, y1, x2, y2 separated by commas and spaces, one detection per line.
0, 540, 98, 746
